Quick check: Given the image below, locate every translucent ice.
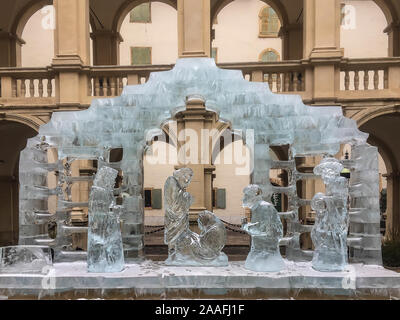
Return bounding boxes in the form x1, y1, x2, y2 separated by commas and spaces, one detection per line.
18, 58, 380, 265
242, 185, 285, 272
311, 158, 349, 272
164, 168, 227, 266
0, 246, 52, 274
87, 166, 125, 273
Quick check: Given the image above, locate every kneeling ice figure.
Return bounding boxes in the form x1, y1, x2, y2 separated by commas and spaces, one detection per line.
87, 166, 124, 273
241, 185, 285, 272
311, 157, 349, 272
164, 168, 227, 266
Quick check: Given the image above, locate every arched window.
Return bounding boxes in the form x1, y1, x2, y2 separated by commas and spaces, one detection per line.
259, 6, 280, 37
259, 48, 280, 62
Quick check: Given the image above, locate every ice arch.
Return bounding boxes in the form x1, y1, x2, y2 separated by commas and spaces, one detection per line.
18, 58, 381, 264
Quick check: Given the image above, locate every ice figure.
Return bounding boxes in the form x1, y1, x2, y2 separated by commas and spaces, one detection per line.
241, 185, 285, 272
0, 245, 52, 274
311, 157, 349, 272
87, 166, 124, 273
164, 168, 228, 266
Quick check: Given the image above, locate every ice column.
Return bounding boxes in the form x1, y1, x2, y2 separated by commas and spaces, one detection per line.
348, 144, 383, 265
19, 136, 60, 246
87, 166, 124, 273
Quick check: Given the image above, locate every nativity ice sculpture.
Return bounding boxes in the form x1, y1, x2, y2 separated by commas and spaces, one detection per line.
87, 166, 125, 273
164, 168, 228, 266
311, 157, 349, 272
241, 184, 285, 272
18, 58, 381, 265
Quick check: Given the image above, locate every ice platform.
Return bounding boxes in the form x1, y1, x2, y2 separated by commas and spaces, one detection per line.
0, 260, 399, 299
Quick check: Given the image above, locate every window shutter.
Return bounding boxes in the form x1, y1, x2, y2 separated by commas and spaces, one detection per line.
216, 188, 226, 209
151, 189, 162, 209
131, 47, 151, 65
130, 3, 151, 23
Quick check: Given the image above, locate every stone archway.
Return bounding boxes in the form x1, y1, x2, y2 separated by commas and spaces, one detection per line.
359, 112, 400, 240
0, 120, 37, 246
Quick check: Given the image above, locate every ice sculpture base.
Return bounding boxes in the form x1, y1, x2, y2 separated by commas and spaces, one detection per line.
0, 246, 52, 274
165, 252, 228, 267
0, 260, 399, 299
245, 250, 285, 272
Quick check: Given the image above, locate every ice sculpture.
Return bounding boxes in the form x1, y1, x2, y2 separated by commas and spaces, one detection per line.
18, 58, 381, 265
87, 166, 125, 273
241, 185, 285, 272
164, 168, 228, 266
347, 144, 383, 264
311, 158, 349, 271
164, 168, 194, 256
0, 245, 52, 274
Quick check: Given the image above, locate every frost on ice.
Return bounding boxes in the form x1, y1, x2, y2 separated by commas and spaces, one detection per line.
311, 158, 349, 272
16, 58, 382, 267
242, 184, 285, 272
164, 168, 228, 266
87, 166, 124, 273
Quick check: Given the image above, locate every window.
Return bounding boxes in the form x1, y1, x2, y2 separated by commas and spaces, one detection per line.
144, 188, 162, 209
212, 188, 226, 209
131, 47, 152, 65
130, 3, 151, 23
259, 48, 280, 62
212, 48, 218, 62
259, 6, 280, 37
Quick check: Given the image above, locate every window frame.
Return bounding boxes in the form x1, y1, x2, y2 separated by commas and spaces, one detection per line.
258, 5, 280, 38
259, 48, 280, 62
144, 187, 153, 209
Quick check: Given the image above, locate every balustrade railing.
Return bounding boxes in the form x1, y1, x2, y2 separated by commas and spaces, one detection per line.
218, 61, 306, 93
339, 58, 399, 91
0, 68, 55, 99
87, 65, 173, 97
1, 58, 399, 104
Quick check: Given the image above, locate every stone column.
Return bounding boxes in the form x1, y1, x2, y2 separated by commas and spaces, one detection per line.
91, 30, 122, 65
177, 0, 211, 58
0, 31, 24, 67
175, 96, 217, 222
303, 0, 342, 104
385, 172, 400, 240
52, 0, 91, 105
385, 22, 400, 57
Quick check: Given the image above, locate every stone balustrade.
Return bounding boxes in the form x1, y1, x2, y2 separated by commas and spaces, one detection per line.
0, 58, 399, 107
0, 67, 55, 100
219, 61, 306, 93
339, 58, 399, 91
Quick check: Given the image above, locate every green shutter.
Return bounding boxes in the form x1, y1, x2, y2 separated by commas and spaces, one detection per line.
131, 47, 151, 65
151, 189, 162, 209
130, 3, 151, 23
216, 188, 226, 209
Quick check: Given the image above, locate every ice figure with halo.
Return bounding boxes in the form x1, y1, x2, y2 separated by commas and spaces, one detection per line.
164, 168, 228, 266
241, 184, 285, 272
87, 166, 125, 273
311, 157, 349, 272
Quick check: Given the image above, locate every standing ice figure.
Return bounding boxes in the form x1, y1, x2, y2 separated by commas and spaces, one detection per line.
164, 168, 194, 258
311, 157, 349, 272
241, 185, 285, 272
164, 168, 228, 266
87, 166, 124, 273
